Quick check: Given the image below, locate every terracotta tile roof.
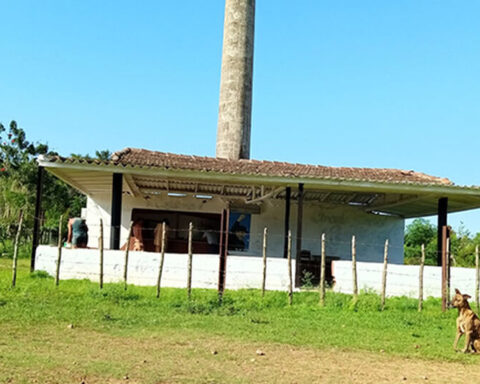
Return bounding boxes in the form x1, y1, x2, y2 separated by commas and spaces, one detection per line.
96, 148, 452, 186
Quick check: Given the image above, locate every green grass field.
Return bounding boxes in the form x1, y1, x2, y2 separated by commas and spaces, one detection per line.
1, 257, 479, 383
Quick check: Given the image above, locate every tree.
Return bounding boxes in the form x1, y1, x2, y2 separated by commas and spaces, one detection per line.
70, 150, 111, 162
404, 219, 437, 265
449, 224, 478, 267
404, 218, 480, 267
0, 121, 86, 252
95, 150, 111, 161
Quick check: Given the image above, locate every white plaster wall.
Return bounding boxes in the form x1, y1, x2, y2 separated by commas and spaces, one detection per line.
226, 255, 293, 290
333, 260, 477, 298
36, 245, 477, 298
35, 245, 296, 291
248, 200, 404, 263
86, 194, 404, 264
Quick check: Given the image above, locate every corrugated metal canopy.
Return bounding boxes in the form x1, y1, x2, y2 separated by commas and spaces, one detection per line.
41, 162, 480, 219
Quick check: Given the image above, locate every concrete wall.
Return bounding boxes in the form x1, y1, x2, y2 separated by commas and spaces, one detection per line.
86, 193, 404, 263
35, 245, 294, 291
36, 246, 475, 298
249, 199, 404, 263
333, 260, 477, 298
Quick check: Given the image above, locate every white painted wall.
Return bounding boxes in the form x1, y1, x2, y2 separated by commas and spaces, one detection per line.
248, 200, 404, 263
85, 193, 404, 263
333, 260, 477, 298
35, 245, 295, 291
36, 246, 475, 298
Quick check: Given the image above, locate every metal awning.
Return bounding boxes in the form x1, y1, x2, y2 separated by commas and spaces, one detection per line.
38, 158, 480, 218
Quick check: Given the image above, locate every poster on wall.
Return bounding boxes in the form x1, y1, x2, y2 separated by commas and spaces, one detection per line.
228, 212, 251, 251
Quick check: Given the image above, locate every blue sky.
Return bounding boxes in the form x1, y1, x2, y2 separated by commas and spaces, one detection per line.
1, 1, 479, 232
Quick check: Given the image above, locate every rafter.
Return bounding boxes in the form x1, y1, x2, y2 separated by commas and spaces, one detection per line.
245, 187, 284, 205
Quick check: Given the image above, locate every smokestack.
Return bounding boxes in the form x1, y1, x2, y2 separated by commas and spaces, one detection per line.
216, 0, 255, 160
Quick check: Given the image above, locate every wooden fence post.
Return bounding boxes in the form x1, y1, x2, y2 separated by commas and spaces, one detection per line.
99, 218, 104, 289
380, 239, 389, 311
441, 225, 448, 312
262, 227, 267, 297
156, 222, 167, 298
418, 243, 425, 312
187, 222, 193, 300
287, 230, 293, 306
446, 236, 451, 307
11, 210, 24, 288
319, 233, 326, 306
476, 245, 479, 312
55, 215, 63, 286
123, 221, 133, 290
351, 235, 358, 302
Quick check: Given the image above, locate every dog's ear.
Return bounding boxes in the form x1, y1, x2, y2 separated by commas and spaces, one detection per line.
463, 294, 471, 300
455, 288, 461, 295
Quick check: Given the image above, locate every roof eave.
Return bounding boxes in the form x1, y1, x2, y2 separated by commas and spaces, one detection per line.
37, 157, 480, 198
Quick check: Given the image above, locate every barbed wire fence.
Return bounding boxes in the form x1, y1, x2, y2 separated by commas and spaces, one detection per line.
5, 213, 480, 312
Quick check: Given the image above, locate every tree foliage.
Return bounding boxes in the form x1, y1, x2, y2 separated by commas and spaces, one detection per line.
404, 218, 480, 267
0, 121, 84, 242
0, 121, 111, 253
404, 219, 437, 265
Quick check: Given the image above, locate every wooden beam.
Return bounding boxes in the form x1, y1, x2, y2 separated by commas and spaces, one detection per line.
441, 225, 448, 312
283, 187, 291, 259
110, 173, 123, 250
218, 208, 230, 300
295, 183, 304, 287
319, 192, 331, 202
124, 174, 141, 197
245, 187, 284, 204
437, 197, 448, 266
30, 166, 44, 272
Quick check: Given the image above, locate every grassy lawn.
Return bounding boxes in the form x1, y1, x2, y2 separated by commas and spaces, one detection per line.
1, 258, 479, 383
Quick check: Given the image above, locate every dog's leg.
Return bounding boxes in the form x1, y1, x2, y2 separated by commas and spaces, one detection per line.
473, 339, 480, 353
453, 329, 463, 351
462, 331, 473, 353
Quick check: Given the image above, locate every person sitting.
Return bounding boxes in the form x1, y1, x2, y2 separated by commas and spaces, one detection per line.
120, 219, 144, 251
131, 219, 144, 251
67, 217, 88, 248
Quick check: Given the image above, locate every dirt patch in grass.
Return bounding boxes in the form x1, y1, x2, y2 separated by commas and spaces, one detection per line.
0, 325, 479, 384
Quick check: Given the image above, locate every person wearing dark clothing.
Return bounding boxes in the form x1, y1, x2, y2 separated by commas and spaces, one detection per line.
67, 218, 89, 248
228, 220, 248, 251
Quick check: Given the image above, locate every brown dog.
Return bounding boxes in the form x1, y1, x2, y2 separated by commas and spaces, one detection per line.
451, 288, 480, 353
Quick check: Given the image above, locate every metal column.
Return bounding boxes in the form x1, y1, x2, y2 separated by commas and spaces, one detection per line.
30, 166, 44, 272
283, 187, 291, 259
110, 173, 123, 250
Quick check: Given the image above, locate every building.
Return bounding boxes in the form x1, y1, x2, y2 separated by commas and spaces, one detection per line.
31, 0, 480, 291
35, 149, 480, 287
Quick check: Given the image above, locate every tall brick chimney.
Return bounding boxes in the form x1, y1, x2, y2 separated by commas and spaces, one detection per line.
216, 0, 255, 160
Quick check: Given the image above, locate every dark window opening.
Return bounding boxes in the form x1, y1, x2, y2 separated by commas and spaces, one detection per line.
131, 209, 221, 254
